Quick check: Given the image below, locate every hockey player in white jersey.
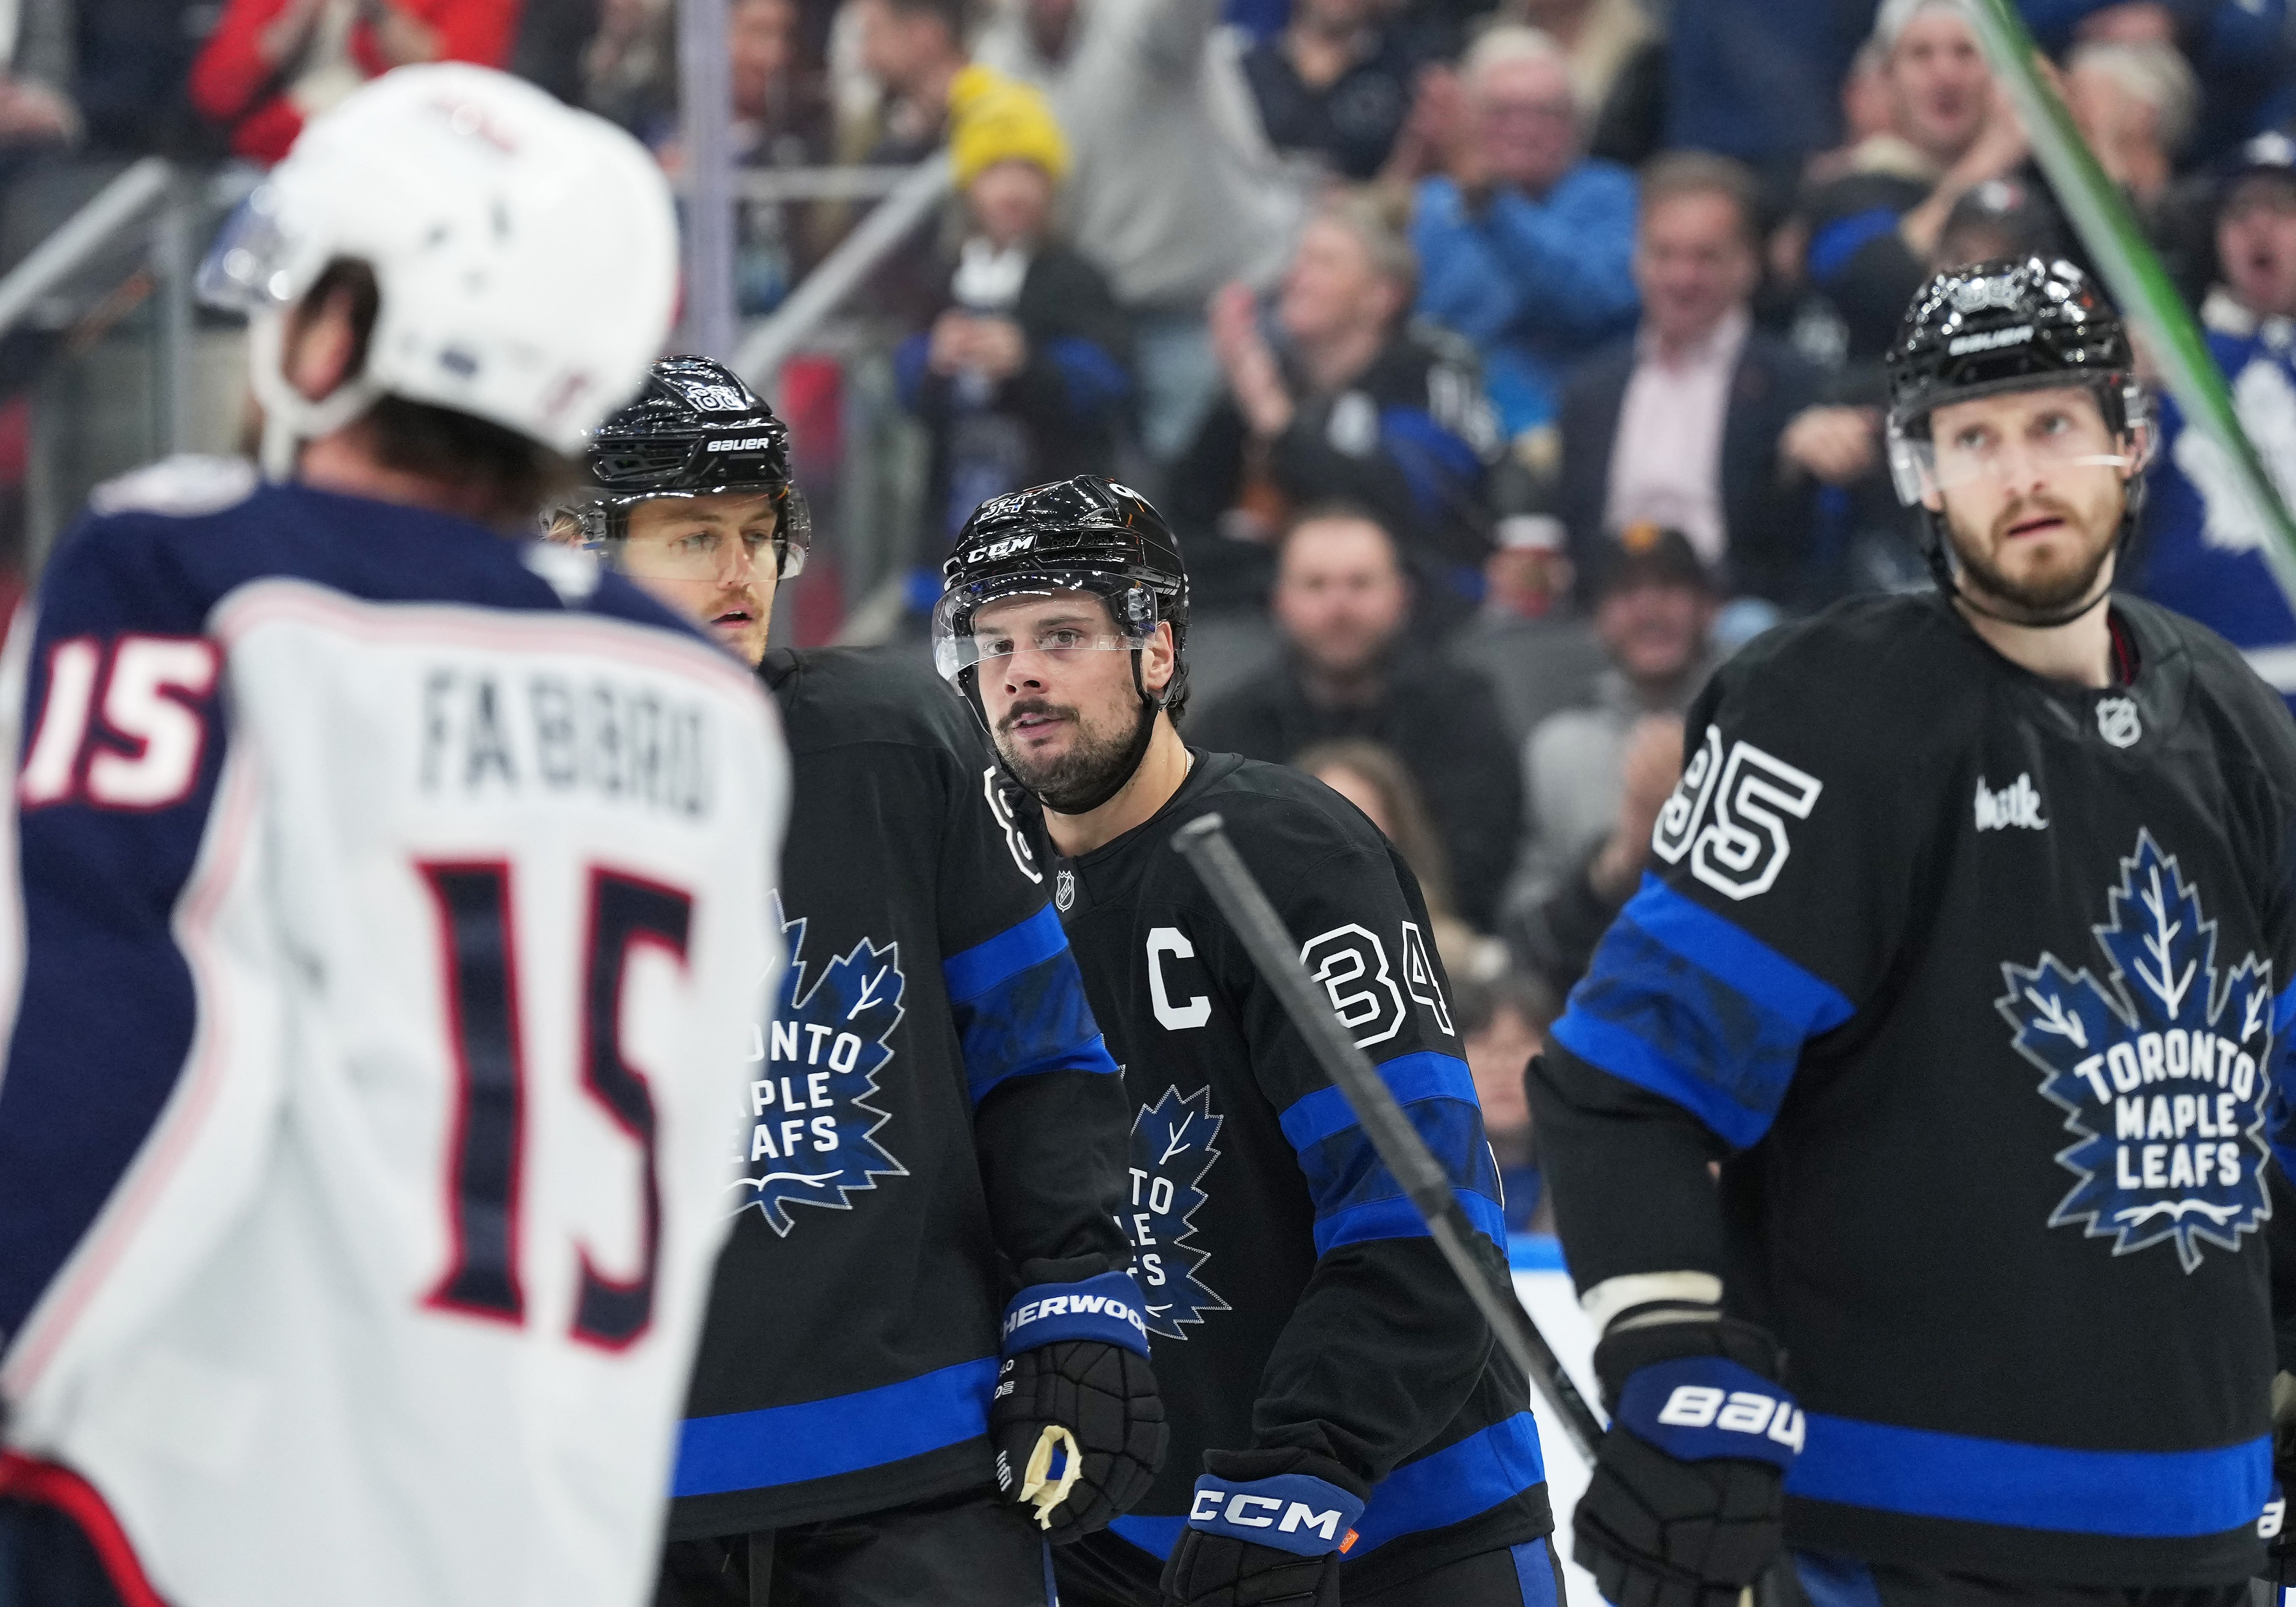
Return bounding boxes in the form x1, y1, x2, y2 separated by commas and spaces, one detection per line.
0, 66, 788, 1607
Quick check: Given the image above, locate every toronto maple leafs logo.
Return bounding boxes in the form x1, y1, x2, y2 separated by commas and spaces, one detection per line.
1998, 830, 2275, 1272
1125, 1086, 1229, 1338
730, 896, 907, 1235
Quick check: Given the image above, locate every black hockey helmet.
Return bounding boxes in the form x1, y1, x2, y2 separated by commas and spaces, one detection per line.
1885, 256, 2149, 502
934, 474, 1190, 712
567, 355, 811, 578
1884, 258, 2153, 618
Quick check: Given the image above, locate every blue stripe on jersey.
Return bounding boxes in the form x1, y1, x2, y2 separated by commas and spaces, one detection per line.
1279, 1053, 1505, 1252
1103, 1413, 1547, 1561
944, 906, 1120, 1106
1509, 1538, 1560, 1607
670, 1355, 1001, 1496
943, 903, 1069, 1003
1785, 1413, 2270, 1537
1551, 876, 1854, 1148
1350, 1410, 1547, 1552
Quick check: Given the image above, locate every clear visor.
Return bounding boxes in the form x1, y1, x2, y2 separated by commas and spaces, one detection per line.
195, 184, 309, 315
931, 576, 1156, 682
1889, 383, 2152, 506
605, 486, 811, 582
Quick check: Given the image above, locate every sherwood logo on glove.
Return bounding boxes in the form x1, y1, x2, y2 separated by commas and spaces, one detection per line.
1002, 1272, 1153, 1356
1619, 1357, 1804, 1471
1187, 1474, 1364, 1557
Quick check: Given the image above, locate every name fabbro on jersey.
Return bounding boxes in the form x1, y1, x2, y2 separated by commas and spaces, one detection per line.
731, 896, 907, 1235
420, 663, 715, 817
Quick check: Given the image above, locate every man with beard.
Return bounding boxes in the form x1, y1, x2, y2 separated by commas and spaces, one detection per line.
934, 475, 1559, 1607
1530, 256, 2296, 1605
562, 358, 1166, 1607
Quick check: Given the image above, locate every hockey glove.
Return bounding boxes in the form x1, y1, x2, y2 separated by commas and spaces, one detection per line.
1159, 1448, 1364, 1607
990, 1273, 1167, 1542
1576, 1311, 1800, 1607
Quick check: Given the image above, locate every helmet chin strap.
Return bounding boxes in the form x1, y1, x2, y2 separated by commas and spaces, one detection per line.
247, 311, 384, 481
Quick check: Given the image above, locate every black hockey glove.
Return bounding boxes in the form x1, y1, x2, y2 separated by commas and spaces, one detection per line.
990, 1273, 1167, 1542
1576, 1311, 1801, 1607
1158, 1448, 1365, 1607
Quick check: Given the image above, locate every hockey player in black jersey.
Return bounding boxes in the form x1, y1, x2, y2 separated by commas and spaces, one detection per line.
563, 360, 1166, 1606
1531, 256, 2296, 1607
933, 475, 1560, 1607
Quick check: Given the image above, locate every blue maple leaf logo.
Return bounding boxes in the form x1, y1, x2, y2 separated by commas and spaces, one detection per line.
1125, 1086, 1230, 1339
729, 896, 907, 1236
1997, 829, 2275, 1272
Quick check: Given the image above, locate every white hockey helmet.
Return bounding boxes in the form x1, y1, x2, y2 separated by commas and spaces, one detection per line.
198, 63, 679, 475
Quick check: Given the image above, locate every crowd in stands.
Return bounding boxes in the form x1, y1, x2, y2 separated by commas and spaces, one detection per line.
6, 0, 2296, 1228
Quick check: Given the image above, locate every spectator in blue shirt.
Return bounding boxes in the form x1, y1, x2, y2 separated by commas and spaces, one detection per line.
1410, 25, 1640, 447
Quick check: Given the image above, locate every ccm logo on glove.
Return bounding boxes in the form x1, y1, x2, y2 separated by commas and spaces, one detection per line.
1001, 1272, 1153, 1357
1619, 1358, 1804, 1469
1186, 1473, 1363, 1557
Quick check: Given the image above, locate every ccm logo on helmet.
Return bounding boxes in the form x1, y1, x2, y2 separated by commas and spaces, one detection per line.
1657, 1384, 1807, 1453
1946, 324, 2035, 357
1188, 1491, 1353, 1544
965, 533, 1038, 564
704, 435, 775, 452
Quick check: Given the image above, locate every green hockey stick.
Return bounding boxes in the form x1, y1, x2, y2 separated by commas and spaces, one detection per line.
1959, 0, 2296, 610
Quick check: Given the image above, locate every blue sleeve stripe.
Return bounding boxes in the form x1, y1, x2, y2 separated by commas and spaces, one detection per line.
1546, 877, 1853, 1150
1351, 1411, 1547, 1554
1806, 206, 1902, 283
1278, 1051, 1476, 1152
672, 1356, 998, 1495
958, 946, 1120, 1107
1550, 1008, 1774, 1150
1625, 876, 1855, 1033
943, 903, 1069, 1004
1785, 1412, 2267, 1538
1312, 1188, 1508, 1254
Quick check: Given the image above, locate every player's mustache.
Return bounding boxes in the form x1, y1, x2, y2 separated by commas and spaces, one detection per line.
1991, 493, 2080, 543
998, 697, 1078, 735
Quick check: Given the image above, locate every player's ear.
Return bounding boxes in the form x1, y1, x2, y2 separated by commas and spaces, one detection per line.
284, 283, 365, 404
1140, 622, 1176, 696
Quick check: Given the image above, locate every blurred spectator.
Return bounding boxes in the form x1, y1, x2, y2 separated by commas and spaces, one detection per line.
0, 0, 78, 160
1503, 524, 1711, 995
1168, 193, 1499, 619
1506, 0, 1663, 165
1411, 25, 1639, 443
1451, 506, 1607, 748
2137, 133, 2296, 715
1293, 738, 1496, 979
1241, 0, 1417, 181
508, 0, 600, 105
1932, 173, 2066, 268
2064, 39, 2197, 218
1665, 0, 1870, 185
579, 0, 676, 132
1189, 506, 1522, 929
190, 0, 521, 164
1800, 0, 2041, 365
2027, 0, 2292, 165
974, 0, 1294, 462
851, 0, 966, 160
68, 0, 212, 155
1456, 971, 1559, 1231
1557, 151, 1847, 606
897, 68, 1132, 543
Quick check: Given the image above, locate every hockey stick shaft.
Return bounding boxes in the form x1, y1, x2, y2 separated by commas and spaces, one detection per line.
1171, 812, 1607, 1462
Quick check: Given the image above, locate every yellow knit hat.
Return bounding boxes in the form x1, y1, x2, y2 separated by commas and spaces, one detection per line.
947, 64, 1071, 189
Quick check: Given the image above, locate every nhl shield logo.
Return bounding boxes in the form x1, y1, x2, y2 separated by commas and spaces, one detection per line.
1998, 830, 2274, 1272
1055, 869, 1076, 912
2095, 697, 2142, 749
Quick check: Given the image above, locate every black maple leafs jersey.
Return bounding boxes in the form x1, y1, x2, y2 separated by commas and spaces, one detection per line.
1033, 751, 1550, 1598
1536, 592, 2296, 1586
669, 648, 1133, 1538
